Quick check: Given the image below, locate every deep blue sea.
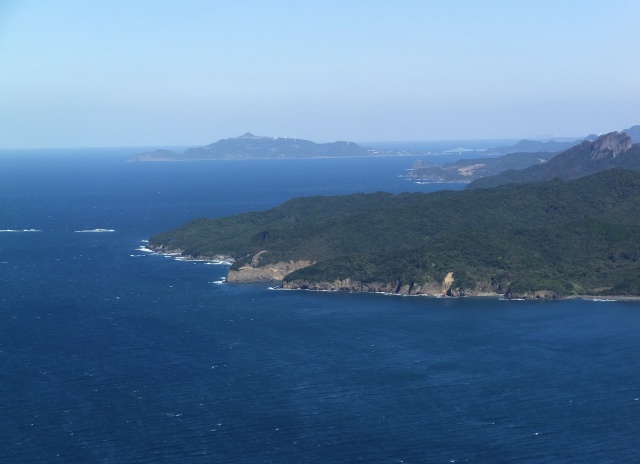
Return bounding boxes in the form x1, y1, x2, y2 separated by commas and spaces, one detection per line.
1, 148, 639, 463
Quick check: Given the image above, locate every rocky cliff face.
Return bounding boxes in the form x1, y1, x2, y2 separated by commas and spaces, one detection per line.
282, 273, 504, 297
150, 245, 561, 299
281, 274, 563, 299
227, 257, 314, 283
282, 277, 444, 295
589, 132, 632, 160
503, 289, 558, 300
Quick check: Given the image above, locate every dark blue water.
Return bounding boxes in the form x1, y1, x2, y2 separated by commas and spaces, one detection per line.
1, 149, 639, 463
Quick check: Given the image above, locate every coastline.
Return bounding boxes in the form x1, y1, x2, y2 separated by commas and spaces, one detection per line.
142, 245, 640, 302
278, 287, 640, 302
568, 295, 640, 302
138, 244, 234, 265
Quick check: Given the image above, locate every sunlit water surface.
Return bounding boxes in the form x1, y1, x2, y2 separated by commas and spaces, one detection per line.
1, 148, 638, 463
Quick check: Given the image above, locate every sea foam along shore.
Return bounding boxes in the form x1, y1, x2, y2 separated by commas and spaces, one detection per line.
136, 244, 234, 266
139, 242, 640, 301
568, 295, 640, 302
276, 286, 640, 301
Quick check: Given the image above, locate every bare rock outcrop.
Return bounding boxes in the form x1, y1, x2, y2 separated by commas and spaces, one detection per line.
282, 278, 444, 295
283, 272, 502, 297
589, 132, 632, 160
227, 251, 314, 282
504, 289, 558, 300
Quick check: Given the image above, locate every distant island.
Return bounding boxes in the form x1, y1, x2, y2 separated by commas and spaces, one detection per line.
130, 133, 371, 161
148, 133, 640, 299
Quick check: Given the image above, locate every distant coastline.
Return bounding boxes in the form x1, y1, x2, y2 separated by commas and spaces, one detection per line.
130, 133, 375, 161
129, 133, 533, 162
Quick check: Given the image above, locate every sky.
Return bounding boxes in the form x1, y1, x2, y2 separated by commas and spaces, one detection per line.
1, 0, 639, 148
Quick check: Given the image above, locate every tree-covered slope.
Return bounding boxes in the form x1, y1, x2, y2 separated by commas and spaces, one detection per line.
150, 168, 640, 298
468, 132, 640, 189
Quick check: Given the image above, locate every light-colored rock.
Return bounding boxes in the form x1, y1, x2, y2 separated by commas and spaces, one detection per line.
589, 132, 632, 160
227, 258, 314, 283
441, 271, 455, 295
457, 164, 486, 176
282, 278, 444, 295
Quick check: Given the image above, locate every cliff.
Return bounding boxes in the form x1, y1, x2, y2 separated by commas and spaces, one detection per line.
282, 277, 558, 299
588, 131, 633, 160
282, 272, 507, 297
227, 253, 314, 282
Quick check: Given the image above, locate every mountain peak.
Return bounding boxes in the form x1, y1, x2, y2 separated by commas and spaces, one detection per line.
236, 132, 262, 139
589, 131, 632, 160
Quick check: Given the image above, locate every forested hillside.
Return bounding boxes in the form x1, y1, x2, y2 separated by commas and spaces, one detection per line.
150, 168, 640, 298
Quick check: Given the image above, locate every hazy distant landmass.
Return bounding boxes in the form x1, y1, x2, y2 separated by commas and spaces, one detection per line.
485, 138, 584, 156
131, 133, 370, 161
623, 124, 640, 142
468, 131, 640, 189
408, 151, 556, 183
408, 125, 640, 184
407, 137, 582, 184
482, 125, 639, 155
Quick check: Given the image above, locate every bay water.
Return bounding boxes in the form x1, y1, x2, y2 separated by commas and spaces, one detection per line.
1, 149, 639, 463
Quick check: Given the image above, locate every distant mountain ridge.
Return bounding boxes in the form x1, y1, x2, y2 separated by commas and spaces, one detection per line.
468, 132, 640, 189
623, 124, 640, 142
408, 125, 640, 184
407, 125, 640, 184
484, 125, 640, 156
486, 139, 582, 155
130, 133, 369, 160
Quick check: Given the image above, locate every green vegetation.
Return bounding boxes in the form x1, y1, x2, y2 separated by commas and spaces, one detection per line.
468, 134, 640, 189
150, 168, 640, 297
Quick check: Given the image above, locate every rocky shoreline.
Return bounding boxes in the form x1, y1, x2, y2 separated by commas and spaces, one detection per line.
145, 245, 640, 301
281, 277, 561, 300
227, 258, 315, 283
143, 244, 234, 265
280, 282, 640, 301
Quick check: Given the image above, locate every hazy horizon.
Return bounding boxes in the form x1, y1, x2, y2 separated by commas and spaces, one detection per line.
2, 1, 639, 149
0, 136, 529, 152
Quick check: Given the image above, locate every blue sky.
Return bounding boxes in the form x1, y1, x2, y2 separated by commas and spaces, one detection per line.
1, 0, 639, 148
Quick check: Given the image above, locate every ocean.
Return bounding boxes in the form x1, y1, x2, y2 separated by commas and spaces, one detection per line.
1, 148, 639, 463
